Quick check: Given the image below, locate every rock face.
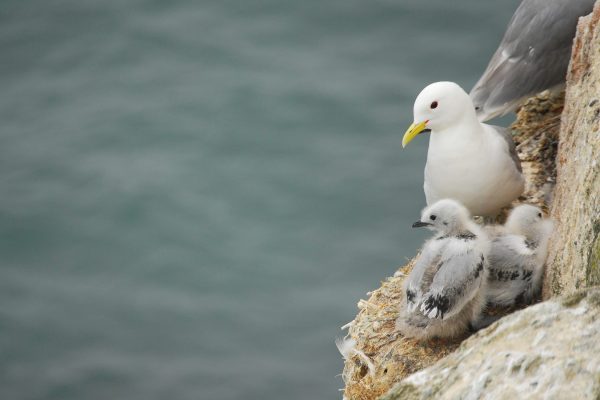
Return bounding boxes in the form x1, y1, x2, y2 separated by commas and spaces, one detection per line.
381, 288, 600, 400
544, 4, 600, 297
340, 3, 600, 399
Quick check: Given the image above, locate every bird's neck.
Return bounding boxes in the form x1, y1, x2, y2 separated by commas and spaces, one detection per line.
440, 221, 481, 239
513, 225, 546, 244
431, 114, 483, 142
459, 221, 483, 237
428, 119, 484, 159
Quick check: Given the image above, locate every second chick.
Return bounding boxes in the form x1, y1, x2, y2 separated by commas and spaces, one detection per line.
486, 204, 553, 307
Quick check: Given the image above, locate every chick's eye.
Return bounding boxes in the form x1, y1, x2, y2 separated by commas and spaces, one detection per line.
430, 101, 438, 109
430, 215, 437, 221
538, 212, 542, 218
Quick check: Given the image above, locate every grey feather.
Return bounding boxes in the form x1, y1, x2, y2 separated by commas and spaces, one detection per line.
470, 0, 595, 121
486, 236, 538, 306
404, 246, 438, 311
421, 246, 486, 320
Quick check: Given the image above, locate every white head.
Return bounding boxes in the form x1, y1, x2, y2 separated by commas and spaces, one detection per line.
402, 82, 478, 147
413, 199, 473, 235
504, 204, 551, 240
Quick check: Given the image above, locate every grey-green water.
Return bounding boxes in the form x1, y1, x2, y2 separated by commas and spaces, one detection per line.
0, 1, 520, 399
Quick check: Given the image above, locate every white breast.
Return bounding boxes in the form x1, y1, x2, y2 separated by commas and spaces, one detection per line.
424, 124, 523, 216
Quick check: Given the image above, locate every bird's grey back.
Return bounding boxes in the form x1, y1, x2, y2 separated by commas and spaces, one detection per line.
470, 0, 595, 121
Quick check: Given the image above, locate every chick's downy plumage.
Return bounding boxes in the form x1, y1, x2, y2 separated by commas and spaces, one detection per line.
396, 199, 490, 340
486, 204, 553, 306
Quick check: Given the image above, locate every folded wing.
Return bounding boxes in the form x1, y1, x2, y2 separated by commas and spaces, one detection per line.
420, 248, 486, 320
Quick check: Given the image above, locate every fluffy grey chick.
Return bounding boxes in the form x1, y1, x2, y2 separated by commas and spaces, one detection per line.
486, 204, 553, 306
396, 199, 490, 340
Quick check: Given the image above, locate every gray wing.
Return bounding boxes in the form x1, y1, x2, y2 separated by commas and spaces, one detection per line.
419, 248, 486, 320
487, 235, 538, 304
490, 125, 522, 173
404, 241, 440, 312
470, 0, 595, 121
488, 236, 536, 278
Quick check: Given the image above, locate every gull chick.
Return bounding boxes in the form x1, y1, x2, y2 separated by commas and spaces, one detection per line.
396, 199, 489, 340
486, 204, 553, 306
402, 82, 524, 217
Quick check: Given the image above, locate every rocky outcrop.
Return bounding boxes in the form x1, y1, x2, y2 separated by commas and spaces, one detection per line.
544, 4, 600, 297
340, 3, 600, 399
381, 288, 600, 400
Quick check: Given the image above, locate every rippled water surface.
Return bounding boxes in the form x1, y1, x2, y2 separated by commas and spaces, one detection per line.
0, 1, 519, 399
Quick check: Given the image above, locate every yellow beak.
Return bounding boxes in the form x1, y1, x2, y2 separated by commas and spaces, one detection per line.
402, 120, 429, 148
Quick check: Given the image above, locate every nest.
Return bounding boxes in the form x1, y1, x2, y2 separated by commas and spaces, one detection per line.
512, 90, 564, 210
340, 91, 565, 400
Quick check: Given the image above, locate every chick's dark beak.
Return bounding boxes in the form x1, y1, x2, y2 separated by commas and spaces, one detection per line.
412, 221, 431, 228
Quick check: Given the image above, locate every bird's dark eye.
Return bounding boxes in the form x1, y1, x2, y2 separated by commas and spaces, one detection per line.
537, 212, 542, 218
430, 215, 437, 221
475, 106, 481, 111
430, 101, 438, 109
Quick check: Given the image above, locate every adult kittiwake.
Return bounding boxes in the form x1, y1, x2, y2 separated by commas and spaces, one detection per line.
402, 81, 524, 217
